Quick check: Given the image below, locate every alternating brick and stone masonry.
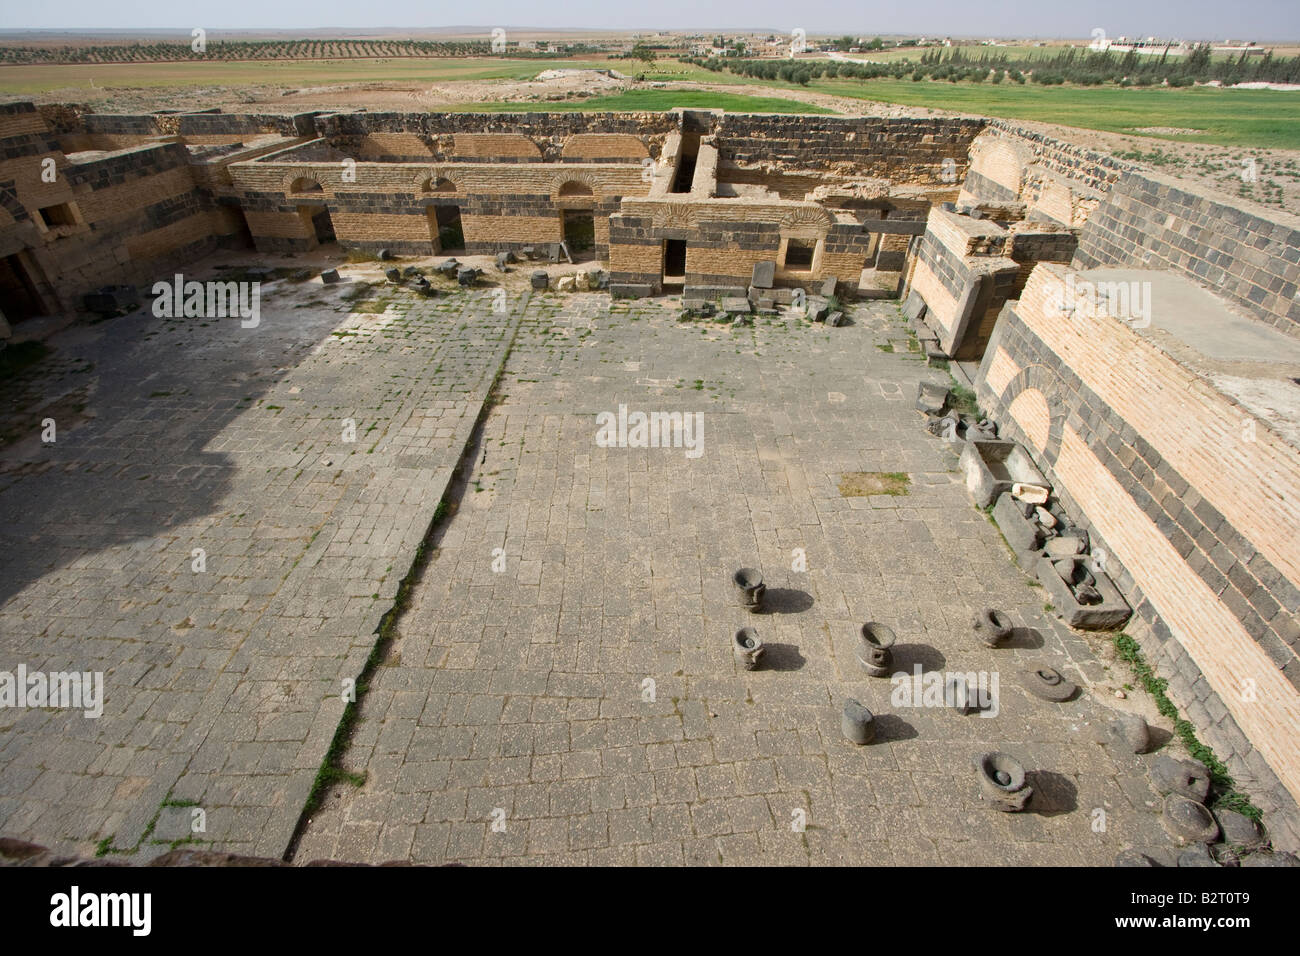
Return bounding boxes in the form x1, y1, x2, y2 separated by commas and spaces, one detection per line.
976, 265, 1300, 850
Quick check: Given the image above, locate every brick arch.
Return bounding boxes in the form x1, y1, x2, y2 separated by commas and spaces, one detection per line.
998, 364, 1065, 466
966, 134, 1027, 200
282, 172, 328, 195
551, 171, 597, 200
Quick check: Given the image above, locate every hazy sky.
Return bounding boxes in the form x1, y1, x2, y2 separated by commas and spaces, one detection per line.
3, 0, 1298, 40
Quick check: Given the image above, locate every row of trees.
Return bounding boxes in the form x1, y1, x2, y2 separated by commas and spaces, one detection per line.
0, 39, 587, 65
684, 43, 1300, 88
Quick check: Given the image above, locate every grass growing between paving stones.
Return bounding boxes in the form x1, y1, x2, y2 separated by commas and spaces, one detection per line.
838, 471, 910, 497
93, 793, 213, 857
1112, 632, 1262, 822
284, 291, 527, 861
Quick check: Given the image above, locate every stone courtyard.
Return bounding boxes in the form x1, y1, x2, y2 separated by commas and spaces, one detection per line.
2, 255, 1184, 864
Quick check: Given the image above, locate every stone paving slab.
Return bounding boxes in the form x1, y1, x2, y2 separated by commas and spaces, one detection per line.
294, 298, 1176, 865
0, 261, 523, 859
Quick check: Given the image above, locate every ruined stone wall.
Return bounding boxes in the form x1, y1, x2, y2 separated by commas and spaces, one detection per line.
1074, 170, 1300, 336
64, 111, 313, 150
313, 111, 679, 164
229, 159, 648, 256
715, 114, 985, 184
959, 122, 1126, 228
609, 195, 866, 295
0, 105, 224, 311
977, 264, 1300, 850
908, 207, 1018, 357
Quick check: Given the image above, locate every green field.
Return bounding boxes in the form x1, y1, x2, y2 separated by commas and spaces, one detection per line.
1, 54, 1296, 148
814, 78, 1300, 148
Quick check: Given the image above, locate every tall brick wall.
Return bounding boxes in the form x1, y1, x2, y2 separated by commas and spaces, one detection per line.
1074, 170, 1300, 336
977, 264, 1300, 850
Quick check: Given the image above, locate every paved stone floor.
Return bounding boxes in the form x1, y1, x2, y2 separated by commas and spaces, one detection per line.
291, 293, 1177, 865
0, 258, 520, 857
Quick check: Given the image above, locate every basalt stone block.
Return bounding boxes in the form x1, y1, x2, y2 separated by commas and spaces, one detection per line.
1216, 809, 1265, 850
321, 269, 340, 284
751, 261, 775, 289
960, 440, 1050, 509
1162, 795, 1220, 845
720, 297, 751, 315
457, 267, 479, 286
827, 311, 845, 327
902, 291, 928, 323
1177, 844, 1220, 867
530, 271, 549, 291
1044, 535, 1087, 558
992, 492, 1044, 566
495, 252, 512, 271
521, 246, 536, 260
1150, 755, 1212, 802
1035, 554, 1131, 630
436, 259, 459, 275
916, 381, 950, 416
1102, 713, 1152, 754
841, 699, 876, 745
610, 283, 653, 298
384, 267, 402, 283
806, 296, 830, 322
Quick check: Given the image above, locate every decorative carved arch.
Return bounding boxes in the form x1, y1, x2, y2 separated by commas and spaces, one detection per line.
415, 169, 458, 193
779, 205, 834, 229
654, 203, 697, 230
